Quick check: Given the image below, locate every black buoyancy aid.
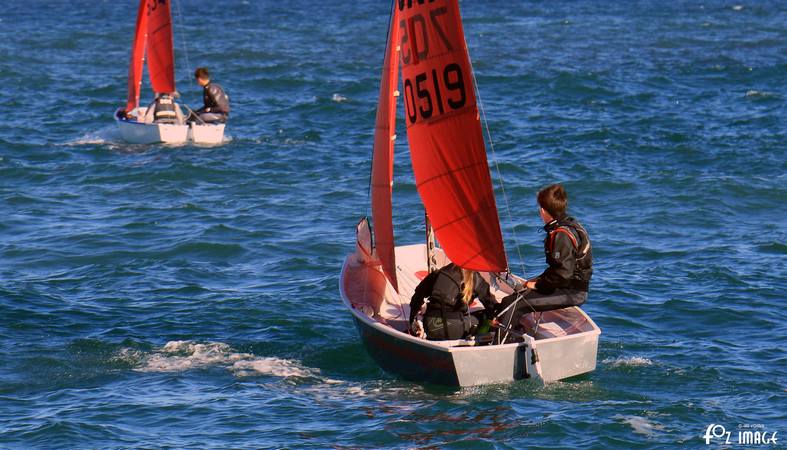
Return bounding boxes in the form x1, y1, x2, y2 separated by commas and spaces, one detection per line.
427, 266, 467, 311
424, 265, 469, 340
545, 217, 593, 289
154, 96, 177, 123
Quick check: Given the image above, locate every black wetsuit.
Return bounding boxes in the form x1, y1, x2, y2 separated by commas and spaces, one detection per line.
409, 263, 496, 340
196, 82, 230, 123
498, 216, 593, 329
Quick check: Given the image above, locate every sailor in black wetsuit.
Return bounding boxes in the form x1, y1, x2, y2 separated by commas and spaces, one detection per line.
497, 184, 593, 333
409, 263, 497, 340
192, 67, 230, 124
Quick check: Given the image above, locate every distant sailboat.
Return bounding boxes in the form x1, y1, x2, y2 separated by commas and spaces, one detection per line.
339, 0, 600, 386
114, 0, 224, 145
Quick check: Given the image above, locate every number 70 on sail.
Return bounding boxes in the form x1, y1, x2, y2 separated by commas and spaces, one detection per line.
397, 1, 474, 126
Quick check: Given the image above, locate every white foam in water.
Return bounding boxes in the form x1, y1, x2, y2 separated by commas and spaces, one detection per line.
232, 358, 316, 378
134, 340, 317, 379
602, 356, 653, 367
614, 415, 665, 436
745, 90, 776, 99
67, 125, 121, 146
110, 347, 145, 366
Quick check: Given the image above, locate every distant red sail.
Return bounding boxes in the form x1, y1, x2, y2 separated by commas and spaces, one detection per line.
145, 0, 176, 94
371, 5, 401, 292
398, 0, 507, 272
125, 0, 148, 112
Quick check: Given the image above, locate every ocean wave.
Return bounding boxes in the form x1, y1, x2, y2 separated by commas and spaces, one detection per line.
331, 93, 348, 103
614, 415, 665, 436
744, 89, 778, 100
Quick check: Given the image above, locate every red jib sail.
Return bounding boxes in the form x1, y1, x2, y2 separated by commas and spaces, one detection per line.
398, 0, 507, 272
371, 6, 402, 292
125, 0, 148, 112
145, 0, 176, 94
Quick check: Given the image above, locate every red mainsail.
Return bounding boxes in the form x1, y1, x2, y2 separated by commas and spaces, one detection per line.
397, 0, 507, 271
371, 5, 402, 292
125, 0, 148, 112
145, 0, 176, 94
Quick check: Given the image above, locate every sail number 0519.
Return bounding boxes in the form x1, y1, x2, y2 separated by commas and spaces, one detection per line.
404, 63, 466, 124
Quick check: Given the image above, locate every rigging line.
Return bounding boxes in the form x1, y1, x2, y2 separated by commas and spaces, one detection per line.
173, 0, 192, 89
465, 40, 539, 319
465, 43, 526, 279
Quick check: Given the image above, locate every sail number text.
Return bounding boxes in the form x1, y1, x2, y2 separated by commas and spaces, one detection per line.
399, 5, 468, 124
403, 64, 465, 124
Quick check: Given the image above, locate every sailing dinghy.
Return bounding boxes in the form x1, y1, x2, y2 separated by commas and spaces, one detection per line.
114, 0, 225, 145
339, 0, 600, 386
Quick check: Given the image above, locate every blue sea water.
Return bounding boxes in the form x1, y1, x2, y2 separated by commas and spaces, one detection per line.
1, 0, 785, 448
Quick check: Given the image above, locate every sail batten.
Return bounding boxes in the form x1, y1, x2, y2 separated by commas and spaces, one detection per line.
398, 0, 507, 272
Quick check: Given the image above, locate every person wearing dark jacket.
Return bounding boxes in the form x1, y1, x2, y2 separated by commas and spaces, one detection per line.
192, 67, 230, 123
496, 184, 593, 333
409, 263, 497, 340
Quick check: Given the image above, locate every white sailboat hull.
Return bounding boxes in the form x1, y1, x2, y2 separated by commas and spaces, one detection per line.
115, 107, 188, 144
115, 107, 226, 145
188, 122, 225, 145
340, 244, 600, 386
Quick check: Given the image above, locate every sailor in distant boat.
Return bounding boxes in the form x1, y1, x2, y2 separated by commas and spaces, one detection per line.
496, 184, 593, 336
191, 67, 230, 124
144, 93, 185, 124
409, 263, 497, 340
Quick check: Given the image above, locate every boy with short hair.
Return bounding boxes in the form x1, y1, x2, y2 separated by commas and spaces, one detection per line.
496, 184, 593, 332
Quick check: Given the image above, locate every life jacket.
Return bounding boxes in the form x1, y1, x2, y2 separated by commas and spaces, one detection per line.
544, 217, 593, 289
153, 95, 177, 123
426, 265, 467, 311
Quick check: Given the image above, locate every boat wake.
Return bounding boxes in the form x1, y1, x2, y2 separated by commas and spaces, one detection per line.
67, 125, 122, 146
119, 340, 319, 379
602, 356, 654, 367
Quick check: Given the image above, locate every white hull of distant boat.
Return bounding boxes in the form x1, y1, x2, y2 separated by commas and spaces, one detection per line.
114, 107, 188, 144
114, 107, 225, 145
116, 0, 225, 146
188, 120, 225, 145
340, 244, 600, 386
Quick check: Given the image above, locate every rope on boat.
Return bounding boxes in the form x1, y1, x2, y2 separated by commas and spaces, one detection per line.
173, 0, 192, 90
465, 45, 526, 280
465, 39, 541, 327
